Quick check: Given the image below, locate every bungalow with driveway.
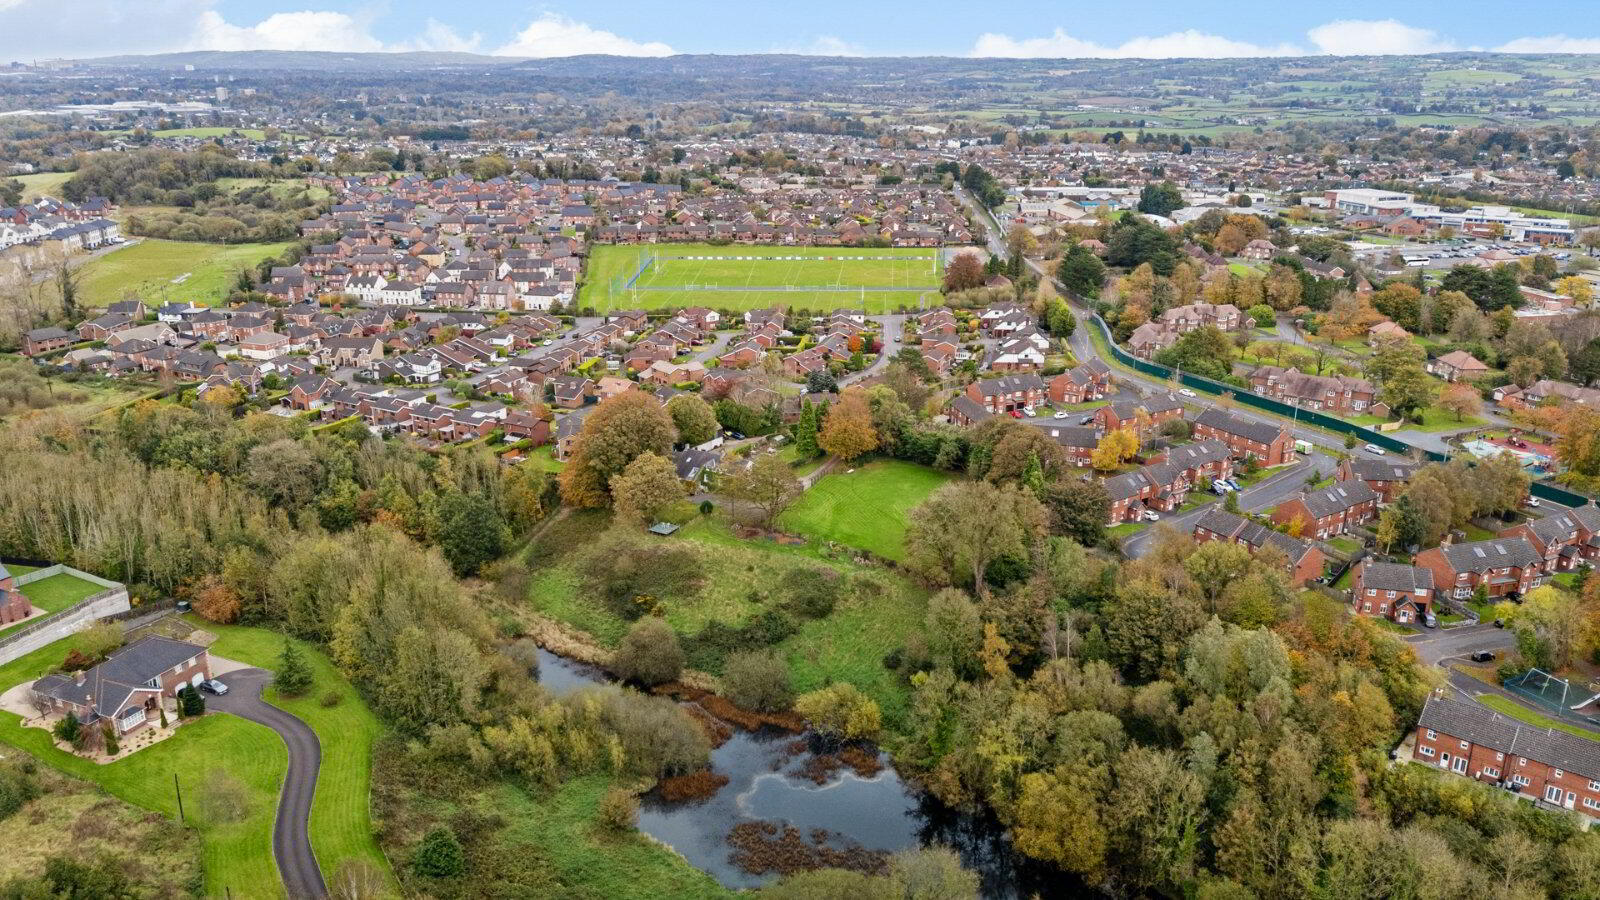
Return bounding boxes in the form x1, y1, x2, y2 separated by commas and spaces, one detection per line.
31, 637, 211, 737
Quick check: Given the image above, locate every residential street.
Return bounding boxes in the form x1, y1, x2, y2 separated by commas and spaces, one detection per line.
1118, 457, 1316, 557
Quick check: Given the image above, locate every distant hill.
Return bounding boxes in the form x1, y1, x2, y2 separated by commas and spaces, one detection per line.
72, 50, 528, 71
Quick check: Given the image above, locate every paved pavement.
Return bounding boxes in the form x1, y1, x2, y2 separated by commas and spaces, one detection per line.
211, 668, 328, 900
841, 314, 904, 385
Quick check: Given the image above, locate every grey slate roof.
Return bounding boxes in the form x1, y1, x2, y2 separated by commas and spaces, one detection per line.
1294, 481, 1378, 519
1195, 407, 1286, 445
33, 636, 205, 722
1360, 561, 1434, 592
972, 374, 1045, 397
1193, 508, 1316, 562
1437, 538, 1542, 573
1418, 695, 1600, 782
1343, 457, 1419, 482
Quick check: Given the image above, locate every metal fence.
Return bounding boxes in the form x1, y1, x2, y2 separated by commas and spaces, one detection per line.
1081, 309, 1594, 508
1502, 669, 1600, 729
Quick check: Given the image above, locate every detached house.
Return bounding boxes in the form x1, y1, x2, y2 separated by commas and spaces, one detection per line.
1352, 561, 1434, 625
1415, 538, 1546, 602
31, 637, 211, 738
1269, 481, 1379, 539
1430, 350, 1490, 383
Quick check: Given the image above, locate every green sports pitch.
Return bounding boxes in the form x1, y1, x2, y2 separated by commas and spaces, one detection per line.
579, 243, 946, 314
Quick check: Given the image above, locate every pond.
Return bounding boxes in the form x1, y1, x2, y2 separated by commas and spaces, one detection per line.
535, 649, 1077, 898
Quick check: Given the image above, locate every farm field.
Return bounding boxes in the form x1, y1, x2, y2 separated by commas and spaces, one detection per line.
0, 633, 288, 898
76, 238, 294, 308
580, 243, 945, 314
12, 171, 72, 201
779, 459, 951, 561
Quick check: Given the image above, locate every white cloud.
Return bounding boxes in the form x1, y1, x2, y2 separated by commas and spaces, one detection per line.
190, 10, 385, 52
1305, 19, 1458, 55
403, 18, 485, 54
494, 13, 673, 58
1496, 34, 1600, 53
973, 27, 1299, 59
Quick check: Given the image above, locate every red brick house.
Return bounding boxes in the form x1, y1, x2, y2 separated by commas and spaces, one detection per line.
1352, 560, 1435, 624
1193, 408, 1294, 466
22, 327, 73, 357
1049, 360, 1112, 405
966, 374, 1047, 414
1336, 457, 1419, 503
1498, 505, 1600, 572
31, 637, 211, 737
946, 395, 993, 427
1429, 350, 1490, 383
1192, 508, 1326, 586
1093, 395, 1184, 433
1269, 481, 1379, 539
0, 564, 33, 625
502, 409, 551, 446
1248, 366, 1378, 416
1415, 537, 1547, 602
1413, 694, 1600, 817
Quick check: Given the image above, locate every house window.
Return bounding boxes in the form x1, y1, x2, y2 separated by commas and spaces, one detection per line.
1453, 757, 1468, 774
1519, 758, 1528, 766
1483, 766, 1500, 779
1425, 729, 1436, 740
1554, 769, 1564, 779
1589, 780, 1600, 792
1460, 740, 1469, 750
1419, 746, 1435, 757
119, 707, 145, 729
1496, 752, 1503, 762
1545, 785, 1564, 804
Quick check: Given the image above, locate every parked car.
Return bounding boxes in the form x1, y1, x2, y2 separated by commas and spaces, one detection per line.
1423, 612, 1437, 628
1363, 443, 1385, 456
1079, 416, 1096, 425
1008, 410, 1023, 419
1143, 510, 1161, 522
1178, 389, 1196, 398
1023, 407, 1037, 417
198, 679, 229, 695
1493, 618, 1505, 628
1526, 497, 1541, 508
1471, 650, 1496, 663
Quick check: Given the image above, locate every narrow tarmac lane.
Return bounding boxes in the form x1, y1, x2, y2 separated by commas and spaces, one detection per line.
212, 667, 328, 900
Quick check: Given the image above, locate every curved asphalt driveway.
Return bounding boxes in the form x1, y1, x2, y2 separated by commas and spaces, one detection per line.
212, 668, 328, 900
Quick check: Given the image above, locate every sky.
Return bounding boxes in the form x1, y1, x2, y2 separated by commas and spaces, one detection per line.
7, 1, 1600, 62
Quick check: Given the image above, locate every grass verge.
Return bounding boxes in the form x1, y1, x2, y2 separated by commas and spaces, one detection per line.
1477, 694, 1600, 743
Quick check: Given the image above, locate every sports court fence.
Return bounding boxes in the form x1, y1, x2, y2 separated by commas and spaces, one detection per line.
1502, 668, 1600, 728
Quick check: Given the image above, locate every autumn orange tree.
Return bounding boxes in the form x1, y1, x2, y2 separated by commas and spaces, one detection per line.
1090, 428, 1139, 472
818, 389, 879, 461
559, 392, 678, 507
942, 252, 984, 293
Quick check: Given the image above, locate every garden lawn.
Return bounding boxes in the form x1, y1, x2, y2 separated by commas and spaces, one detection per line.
1401, 405, 1486, 432
76, 238, 295, 308
779, 460, 951, 561
193, 619, 395, 889
4, 572, 105, 639
527, 445, 566, 473
0, 636, 287, 898
1477, 694, 1600, 742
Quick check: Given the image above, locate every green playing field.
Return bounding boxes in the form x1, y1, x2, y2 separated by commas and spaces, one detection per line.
580, 243, 945, 314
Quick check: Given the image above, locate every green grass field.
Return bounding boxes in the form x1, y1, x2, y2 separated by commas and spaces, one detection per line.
523, 512, 928, 725
0, 635, 288, 898
12, 171, 72, 201
196, 619, 395, 890
780, 460, 952, 561
580, 243, 943, 314
1477, 694, 1600, 743
77, 238, 294, 308
4, 572, 106, 639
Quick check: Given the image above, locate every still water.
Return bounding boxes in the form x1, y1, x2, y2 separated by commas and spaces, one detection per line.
535, 648, 1076, 898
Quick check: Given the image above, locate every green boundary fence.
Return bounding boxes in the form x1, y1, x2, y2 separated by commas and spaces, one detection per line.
1082, 309, 1592, 508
